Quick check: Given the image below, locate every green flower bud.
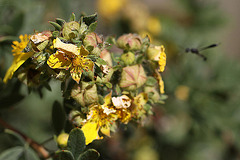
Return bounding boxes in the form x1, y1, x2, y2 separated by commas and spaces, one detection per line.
57, 133, 69, 148
119, 64, 147, 90
117, 33, 142, 51
62, 21, 80, 40
144, 86, 160, 103
71, 82, 99, 107
83, 32, 102, 55
121, 51, 135, 65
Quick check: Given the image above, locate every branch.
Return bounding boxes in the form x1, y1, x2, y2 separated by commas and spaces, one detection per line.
0, 117, 50, 159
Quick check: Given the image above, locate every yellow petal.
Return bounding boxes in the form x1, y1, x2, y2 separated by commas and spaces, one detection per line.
3, 52, 33, 83
104, 92, 112, 106
156, 72, 165, 94
70, 67, 82, 84
100, 126, 111, 137
81, 122, 101, 145
134, 92, 148, 106
158, 45, 166, 72
54, 38, 79, 56
47, 51, 71, 69
79, 45, 90, 56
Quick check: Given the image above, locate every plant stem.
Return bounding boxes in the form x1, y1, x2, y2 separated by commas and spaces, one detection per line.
0, 117, 50, 159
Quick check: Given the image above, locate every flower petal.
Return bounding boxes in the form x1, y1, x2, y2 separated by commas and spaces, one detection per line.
3, 51, 33, 83
79, 45, 90, 56
70, 67, 82, 84
100, 126, 111, 137
47, 51, 71, 69
54, 37, 79, 56
81, 122, 102, 145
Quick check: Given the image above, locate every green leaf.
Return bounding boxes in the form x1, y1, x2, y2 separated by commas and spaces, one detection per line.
105, 82, 112, 88
67, 128, 86, 159
146, 77, 158, 86
52, 101, 66, 135
98, 95, 104, 105
69, 13, 76, 21
89, 21, 98, 32
0, 146, 24, 160
96, 58, 107, 65
136, 54, 145, 64
78, 149, 100, 160
49, 21, 62, 31
0, 36, 18, 43
55, 18, 66, 26
24, 147, 40, 160
159, 94, 168, 101
83, 13, 97, 26
5, 129, 25, 145
115, 84, 121, 95
56, 150, 74, 160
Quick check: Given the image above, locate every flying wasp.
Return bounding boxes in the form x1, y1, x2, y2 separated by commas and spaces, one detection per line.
185, 43, 219, 61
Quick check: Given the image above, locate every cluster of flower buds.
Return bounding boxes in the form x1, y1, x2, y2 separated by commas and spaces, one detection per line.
3, 13, 167, 145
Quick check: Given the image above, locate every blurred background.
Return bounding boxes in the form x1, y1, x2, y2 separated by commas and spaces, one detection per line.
1, 0, 240, 159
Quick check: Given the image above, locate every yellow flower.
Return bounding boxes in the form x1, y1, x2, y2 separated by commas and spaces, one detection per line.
81, 92, 117, 145
47, 38, 94, 83
158, 45, 166, 72
175, 85, 190, 101
155, 71, 165, 94
3, 34, 32, 83
147, 17, 161, 35
97, 0, 126, 19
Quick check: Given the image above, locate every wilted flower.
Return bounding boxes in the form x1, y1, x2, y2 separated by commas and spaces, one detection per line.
3, 34, 32, 83
47, 38, 94, 83
30, 31, 52, 44
112, 95, 131, 109
119, 64, 147, 90
117, 33, 142, 51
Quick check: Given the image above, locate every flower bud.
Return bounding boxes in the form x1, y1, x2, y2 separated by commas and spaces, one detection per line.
119, 64, 147, 90
144, 86, 160, 103
62, 21, 80, 40
71, 82, 99, 107
100, 49, 112, 66
117, 33, 142, 51
83, 32, 102, 56
121, 51, 135, 65
57, 133, 69, 148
